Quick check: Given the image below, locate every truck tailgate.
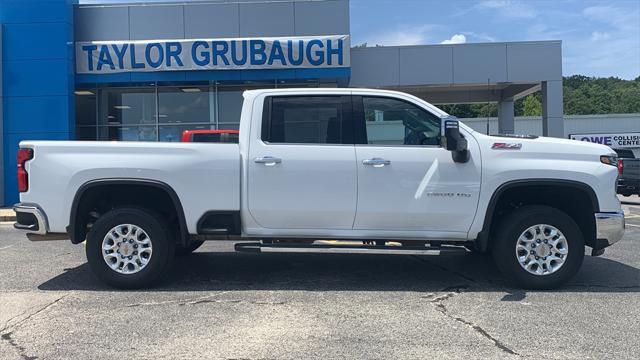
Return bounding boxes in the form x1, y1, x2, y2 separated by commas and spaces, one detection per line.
621, 159, 640, 179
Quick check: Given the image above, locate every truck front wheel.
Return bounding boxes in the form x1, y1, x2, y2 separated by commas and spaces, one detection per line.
492, 205, 584, 289
86, 207, 175, 289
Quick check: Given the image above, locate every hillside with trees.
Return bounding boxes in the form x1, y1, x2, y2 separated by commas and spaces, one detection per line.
437, 75, 640, 118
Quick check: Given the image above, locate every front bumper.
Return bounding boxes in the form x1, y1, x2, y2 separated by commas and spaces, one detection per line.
595, 211, 625, 248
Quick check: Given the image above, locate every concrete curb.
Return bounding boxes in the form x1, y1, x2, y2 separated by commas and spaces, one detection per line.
0, 208, 16, 222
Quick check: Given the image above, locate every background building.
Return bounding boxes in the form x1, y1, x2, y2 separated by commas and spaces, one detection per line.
0, 0, 636, 206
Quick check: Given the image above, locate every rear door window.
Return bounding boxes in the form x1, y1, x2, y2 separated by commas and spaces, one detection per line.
262, 96, 352, 144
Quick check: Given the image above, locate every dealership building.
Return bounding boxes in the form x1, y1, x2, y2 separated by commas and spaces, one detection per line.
0, 0, 638, 206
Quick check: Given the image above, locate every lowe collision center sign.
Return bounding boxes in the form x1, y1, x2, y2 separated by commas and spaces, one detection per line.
76, 35, 350, 74
570, 133, 640, 148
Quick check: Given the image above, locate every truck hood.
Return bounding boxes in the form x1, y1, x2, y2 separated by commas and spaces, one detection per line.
471, 132, 615, 159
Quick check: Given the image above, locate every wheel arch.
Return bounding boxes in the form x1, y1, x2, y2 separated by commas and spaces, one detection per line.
68, 178, 189, 245
476, 179, 599, 252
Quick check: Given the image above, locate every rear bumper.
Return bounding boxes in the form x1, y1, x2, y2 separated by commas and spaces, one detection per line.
617, 178, 640, 194
14, 203, 69, 241
13, 203, 48, 235
595, 211, 625, 248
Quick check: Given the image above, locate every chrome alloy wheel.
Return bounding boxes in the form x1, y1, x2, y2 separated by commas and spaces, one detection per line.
102, 224, 153, 274
515, 224, 568, 276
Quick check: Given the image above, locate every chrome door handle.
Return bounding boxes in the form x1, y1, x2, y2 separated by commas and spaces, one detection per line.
362, 157, 391, 167
254, 156, 282, 166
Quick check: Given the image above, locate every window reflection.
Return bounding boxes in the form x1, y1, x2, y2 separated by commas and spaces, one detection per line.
159, 124, 212, 142
99, 126, 157, 142
75, 81, 327, 142
99, 88, 156, 127
158, 87, 211, 124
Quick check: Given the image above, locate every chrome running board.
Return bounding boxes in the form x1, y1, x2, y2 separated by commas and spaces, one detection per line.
234, 242, 466, 256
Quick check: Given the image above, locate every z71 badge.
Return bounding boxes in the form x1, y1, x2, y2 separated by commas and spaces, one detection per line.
491, 142, 522, 150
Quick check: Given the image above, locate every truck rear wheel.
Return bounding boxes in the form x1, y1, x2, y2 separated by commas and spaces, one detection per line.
492, 205, 584, 289
86, 207, 175, 289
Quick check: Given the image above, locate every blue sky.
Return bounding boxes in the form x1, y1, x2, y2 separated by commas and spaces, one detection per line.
81, 0, 640, 79
350, 0, 639, 79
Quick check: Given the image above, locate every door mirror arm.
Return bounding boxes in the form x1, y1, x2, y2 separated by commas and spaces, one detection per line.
442, 119, 470, 163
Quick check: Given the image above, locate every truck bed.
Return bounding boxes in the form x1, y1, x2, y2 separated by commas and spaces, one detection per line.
19, 141, 241, 234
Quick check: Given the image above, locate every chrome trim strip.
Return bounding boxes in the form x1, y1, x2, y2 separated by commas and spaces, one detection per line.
595, 211, 625, 247
13, 203, 48, 235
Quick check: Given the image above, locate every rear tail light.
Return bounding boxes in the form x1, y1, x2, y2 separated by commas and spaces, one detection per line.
17, 148, 33, 192
617, 159, 624, 175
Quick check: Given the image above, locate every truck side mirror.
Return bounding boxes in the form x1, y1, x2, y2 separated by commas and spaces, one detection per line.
443, 120, 470, 163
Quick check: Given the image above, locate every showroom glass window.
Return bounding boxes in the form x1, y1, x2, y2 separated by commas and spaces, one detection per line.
263, 96, 345, 144
218, 82, 277, 131
74, 80, 326, 141
158, 86, 212, 142
362, 96, 441, 146
97, 87, 157, 141
75, 89, 97, 140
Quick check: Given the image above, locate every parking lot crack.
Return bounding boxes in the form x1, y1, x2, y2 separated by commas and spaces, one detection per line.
125, 291, 231, 307
0, 243, 17, 251
0, 294, 70, 334
183, 299, 287, 306
428, 286, 521, 357
1, 332, 37, 360
124, 292, 287, 308
0, 294, 70, 360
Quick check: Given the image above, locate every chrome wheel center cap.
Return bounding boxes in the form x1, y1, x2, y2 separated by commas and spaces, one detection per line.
536, 245, 551, 257
120, 243, 132, 256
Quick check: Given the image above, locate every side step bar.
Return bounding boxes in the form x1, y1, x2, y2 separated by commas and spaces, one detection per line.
234, 242, 466, 256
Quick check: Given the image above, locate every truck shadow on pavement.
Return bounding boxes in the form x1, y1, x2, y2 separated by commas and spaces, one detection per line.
38, 250, 640, 295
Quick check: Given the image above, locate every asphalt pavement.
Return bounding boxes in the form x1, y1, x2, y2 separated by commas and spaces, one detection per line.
0, 205, 639, 359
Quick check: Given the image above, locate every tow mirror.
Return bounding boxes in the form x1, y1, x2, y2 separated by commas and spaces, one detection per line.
443, 119, 470, 163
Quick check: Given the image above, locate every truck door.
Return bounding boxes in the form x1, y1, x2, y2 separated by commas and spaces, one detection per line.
247, 95, 357, 230
352, 95, 481, 235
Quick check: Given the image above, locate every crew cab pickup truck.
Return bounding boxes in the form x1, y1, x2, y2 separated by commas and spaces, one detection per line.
616, 154, 640, 197
14, 88, 625, 289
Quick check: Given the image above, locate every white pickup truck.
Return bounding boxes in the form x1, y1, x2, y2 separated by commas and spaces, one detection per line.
14, 88, 625, 289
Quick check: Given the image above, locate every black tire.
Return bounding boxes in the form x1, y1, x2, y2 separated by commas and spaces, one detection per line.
175, 240, 205, 256
492, 205, 584, 289
86, 207, 175, 289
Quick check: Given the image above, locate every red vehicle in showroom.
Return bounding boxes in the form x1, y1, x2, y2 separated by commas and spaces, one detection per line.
181, 129, 239, 143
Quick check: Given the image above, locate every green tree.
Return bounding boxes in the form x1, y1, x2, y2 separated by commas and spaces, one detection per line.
439, 75, 640, 118
522, 94, 542, 116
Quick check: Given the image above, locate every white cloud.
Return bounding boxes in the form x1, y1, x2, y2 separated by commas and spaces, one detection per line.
476, 0, 537, 19
441, 34, 467, 44
362, 25, 434, 46
583, 5, 639, 31
461, 31, 497, 43
565, 5, 640, 79
590, 31, 610, 41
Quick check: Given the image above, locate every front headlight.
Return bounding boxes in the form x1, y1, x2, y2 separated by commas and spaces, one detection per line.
600, 155, 618, 166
